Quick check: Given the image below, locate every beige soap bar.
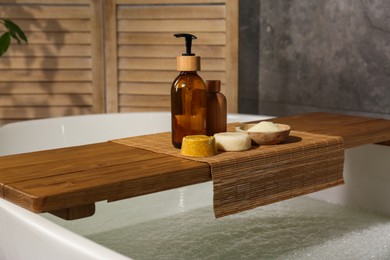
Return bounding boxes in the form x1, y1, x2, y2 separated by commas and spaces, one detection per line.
214, 132, 251, 151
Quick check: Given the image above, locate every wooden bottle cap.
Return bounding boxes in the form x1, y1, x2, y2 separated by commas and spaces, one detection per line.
177, 56, 201, 71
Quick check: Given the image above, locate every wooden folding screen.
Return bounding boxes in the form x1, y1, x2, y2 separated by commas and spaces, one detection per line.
0, 0, 104, 125
105, 0, 238, 113
0, 0, 238, 125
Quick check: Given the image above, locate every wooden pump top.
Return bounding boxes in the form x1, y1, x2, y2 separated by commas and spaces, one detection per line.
176, 56, 201, 71
174, 33, 201, 71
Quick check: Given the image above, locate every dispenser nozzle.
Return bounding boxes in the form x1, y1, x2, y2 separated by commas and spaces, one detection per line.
174, 33, 197, 56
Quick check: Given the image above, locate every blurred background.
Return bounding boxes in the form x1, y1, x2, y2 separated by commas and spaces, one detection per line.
1, 0, 389, 125
240, 0, 390, 119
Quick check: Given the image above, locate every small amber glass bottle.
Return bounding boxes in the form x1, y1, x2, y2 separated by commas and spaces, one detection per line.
171, 34, 207, 148
206, 80, 227, 136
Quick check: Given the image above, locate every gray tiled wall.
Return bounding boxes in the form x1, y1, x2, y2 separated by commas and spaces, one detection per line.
239, 0, 390, 119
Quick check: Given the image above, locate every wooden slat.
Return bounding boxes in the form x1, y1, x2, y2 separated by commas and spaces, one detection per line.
117, 19, 225, 32
0, 142, 209, 212
0, 143, 164, 180
118, 5, 225, 19
0, 107, 92, 119
0, 144, 172, 215
272, 113, 390, 148
119, 82, 171, 95
118, 32, 226, 45
49, 204, 96, 220
90, 0, 105, 113
24, 32, 91, 44
116, 0, 225, 4
225, 0, 238, 113
0, 0, 90, 4
0, 82, 92, 94
0, 70, 92, 82
119, 94, 170, 107
118, 70, 225, 83
3, 155, 210, 212
118, 57, 175, 70
0, 58, 92, 69
5, 45, 91, 57
118, 45, 225, 58
118, 70, 176, 82
0, 6, 90, 19
0, 94, 92, 106
118, 57, 224, 71
105, 0, 119, 112
119, 82, 226, 96
119, 106, 170, 112
6, 19, 91, 32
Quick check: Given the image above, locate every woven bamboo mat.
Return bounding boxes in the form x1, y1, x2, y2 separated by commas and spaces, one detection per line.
111, 128, 344, 218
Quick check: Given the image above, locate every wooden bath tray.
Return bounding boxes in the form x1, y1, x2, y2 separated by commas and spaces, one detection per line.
0, 113, 389, 220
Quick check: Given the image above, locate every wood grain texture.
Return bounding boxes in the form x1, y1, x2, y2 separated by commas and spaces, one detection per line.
105, 0, 119, 112
90, 0, 105, 113
0, 82, 92, 94
118, 32, 226, 45
225, 0, 239, 112
271, 113, 390, 148
0, 107, 92, 120
0, 94, 92, 106
0, 5, 90, 19
0, 142, 210, 214
49, 204, 96, 220
0, 113, 389, 220
9, 20, 91, 32
0, 0, 90, 4
118, 5, 225, 19
0, 58, 92, 70
115, 0, 224, 4
0, 0, 103, 125
1, 0, 239, 124
107, 0, 237, 114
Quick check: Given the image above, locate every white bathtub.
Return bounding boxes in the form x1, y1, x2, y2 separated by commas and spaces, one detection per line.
1, 112, 390, 259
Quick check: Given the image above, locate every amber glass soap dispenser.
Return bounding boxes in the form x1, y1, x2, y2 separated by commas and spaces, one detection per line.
171, 33, 207, 148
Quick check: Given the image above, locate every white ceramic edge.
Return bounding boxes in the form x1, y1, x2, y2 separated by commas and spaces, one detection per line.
0, 198, 131, 260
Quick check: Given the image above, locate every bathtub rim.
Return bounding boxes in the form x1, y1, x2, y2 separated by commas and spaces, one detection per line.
0, 198, 131, 260
1, 111, 269, 129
